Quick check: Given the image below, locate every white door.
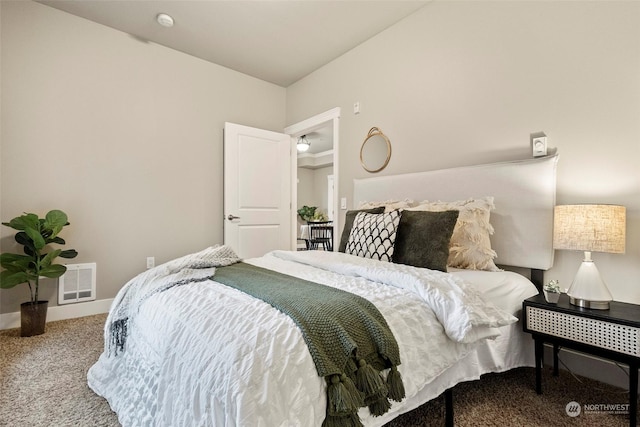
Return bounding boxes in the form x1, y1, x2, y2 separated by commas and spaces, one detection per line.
224, 122, 292, 258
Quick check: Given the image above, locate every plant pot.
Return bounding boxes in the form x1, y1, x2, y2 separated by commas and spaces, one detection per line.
20, 300, 48, 337
543, 290, 561, 304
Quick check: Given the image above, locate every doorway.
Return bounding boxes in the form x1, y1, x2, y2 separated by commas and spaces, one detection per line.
284, 108, 340, 250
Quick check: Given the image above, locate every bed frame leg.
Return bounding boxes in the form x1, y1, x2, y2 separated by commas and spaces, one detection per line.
444, 388, 454, 427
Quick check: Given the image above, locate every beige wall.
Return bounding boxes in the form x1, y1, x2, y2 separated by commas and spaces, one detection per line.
2, 1, 639, 314
0, 1, 3, 250
313, 166, 333, 219
287, 1, 640, 304
0, 1, 286, 313
296, 168, 315, 212
296, 165, 333, 227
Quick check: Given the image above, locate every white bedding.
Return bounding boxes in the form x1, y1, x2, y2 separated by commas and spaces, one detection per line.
88, 249, 537, 427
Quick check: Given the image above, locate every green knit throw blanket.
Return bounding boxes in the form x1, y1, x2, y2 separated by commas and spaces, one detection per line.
213, 262, 405, 427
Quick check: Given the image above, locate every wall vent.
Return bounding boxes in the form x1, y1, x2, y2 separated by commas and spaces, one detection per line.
58, 263, 97, 305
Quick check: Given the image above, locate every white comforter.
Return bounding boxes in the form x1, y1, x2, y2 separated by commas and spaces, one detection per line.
88, 249, 517, 427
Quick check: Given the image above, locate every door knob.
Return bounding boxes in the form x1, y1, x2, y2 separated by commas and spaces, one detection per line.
227, 214, 241, 220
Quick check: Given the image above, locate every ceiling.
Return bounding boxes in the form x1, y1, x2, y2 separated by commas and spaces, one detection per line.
302, 121, 333, 154
38, 1, 428, 87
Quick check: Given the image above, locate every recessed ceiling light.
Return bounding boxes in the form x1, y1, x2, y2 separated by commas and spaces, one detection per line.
156, 13, 174, 28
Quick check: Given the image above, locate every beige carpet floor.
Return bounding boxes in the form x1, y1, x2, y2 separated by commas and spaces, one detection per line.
0, 314, 635, 426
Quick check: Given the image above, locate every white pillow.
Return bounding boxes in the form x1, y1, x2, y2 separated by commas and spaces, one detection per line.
409, 197, 500, 271
345, 210, 401, 262
358, 199, 415, 212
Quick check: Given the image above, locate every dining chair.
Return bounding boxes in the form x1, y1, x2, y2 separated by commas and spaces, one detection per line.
307, 221, 333, 251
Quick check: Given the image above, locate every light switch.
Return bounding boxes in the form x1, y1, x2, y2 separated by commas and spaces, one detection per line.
340, 197, 347, 210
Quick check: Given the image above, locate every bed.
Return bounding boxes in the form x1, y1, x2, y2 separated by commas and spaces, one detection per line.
88, 154, 558, 427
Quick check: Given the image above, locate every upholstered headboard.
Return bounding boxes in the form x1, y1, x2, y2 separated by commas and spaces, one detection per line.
353, 155, 558, 271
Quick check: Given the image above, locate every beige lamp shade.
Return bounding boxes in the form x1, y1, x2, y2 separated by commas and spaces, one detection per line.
553, 205, 626, 254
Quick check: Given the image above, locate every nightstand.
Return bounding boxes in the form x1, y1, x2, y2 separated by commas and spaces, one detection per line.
523, 294, 640, 427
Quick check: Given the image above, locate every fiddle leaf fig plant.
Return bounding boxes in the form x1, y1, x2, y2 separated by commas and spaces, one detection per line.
0, 210, 78, 304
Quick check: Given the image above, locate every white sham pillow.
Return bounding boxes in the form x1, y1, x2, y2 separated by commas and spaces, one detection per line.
358, 199, 415, 212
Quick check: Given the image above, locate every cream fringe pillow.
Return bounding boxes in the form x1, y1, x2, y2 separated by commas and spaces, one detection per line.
409, 197, 500, 271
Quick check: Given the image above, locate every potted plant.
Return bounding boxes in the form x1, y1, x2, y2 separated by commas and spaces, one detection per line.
297, 205, 317, 222
0, 210, 78, 336
543, 279, 562, 304
311, 211, 329, 222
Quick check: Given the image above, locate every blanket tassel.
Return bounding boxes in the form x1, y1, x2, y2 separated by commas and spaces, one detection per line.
387, 365, 406, 402
341, 374, 364, 408
109, 318, 128, 356
368, 397, 392, 416
327, 375, 361, 416
324, 374, 365, 427
355, 358, 390, 416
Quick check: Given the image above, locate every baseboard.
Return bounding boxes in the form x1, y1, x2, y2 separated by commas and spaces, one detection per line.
0, 298, 113, 330
543, 343, 630, 390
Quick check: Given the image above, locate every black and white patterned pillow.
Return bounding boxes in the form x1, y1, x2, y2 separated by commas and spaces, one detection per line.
345, 210, 401, 262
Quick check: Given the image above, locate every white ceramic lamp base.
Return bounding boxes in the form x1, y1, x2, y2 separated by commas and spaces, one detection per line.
567, 252, 612, 310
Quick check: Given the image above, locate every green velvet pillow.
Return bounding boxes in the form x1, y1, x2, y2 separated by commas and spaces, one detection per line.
392, 210, 459, 272
338, 207, 385, 253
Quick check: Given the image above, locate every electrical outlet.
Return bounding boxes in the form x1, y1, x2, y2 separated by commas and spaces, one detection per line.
146, 257, 155, 269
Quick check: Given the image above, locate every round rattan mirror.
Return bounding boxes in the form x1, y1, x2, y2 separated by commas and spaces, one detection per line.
360, 127, 391, 173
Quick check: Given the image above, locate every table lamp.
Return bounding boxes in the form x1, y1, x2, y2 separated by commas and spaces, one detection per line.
553, 204, 626, 310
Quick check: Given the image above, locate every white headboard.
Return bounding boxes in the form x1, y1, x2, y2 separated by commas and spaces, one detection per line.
353, 155, 558, 270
